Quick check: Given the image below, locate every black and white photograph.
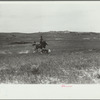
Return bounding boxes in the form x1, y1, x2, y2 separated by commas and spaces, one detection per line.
0, 1, 100, 85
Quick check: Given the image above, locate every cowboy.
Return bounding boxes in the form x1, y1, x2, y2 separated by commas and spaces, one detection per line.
40, 36, 43, 44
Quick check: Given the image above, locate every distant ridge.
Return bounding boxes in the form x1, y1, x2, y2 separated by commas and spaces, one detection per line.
0, 30, 99, 34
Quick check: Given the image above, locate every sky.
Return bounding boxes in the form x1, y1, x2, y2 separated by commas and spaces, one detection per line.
0, 1, 100, 33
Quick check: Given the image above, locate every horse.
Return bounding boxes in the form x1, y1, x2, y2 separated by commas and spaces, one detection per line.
32, 43, 42, 52
32, 41, 48, 53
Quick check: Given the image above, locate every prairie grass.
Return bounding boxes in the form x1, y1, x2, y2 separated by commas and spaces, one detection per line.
0, 52, 100, 84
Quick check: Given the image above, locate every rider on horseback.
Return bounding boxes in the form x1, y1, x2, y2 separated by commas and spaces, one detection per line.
40, 36, 43, 45
39, 36, 48, 49
32, 36, 48, 53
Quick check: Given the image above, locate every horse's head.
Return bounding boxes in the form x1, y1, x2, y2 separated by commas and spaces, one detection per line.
32, 41, 36, 46
32, 43, 36, 46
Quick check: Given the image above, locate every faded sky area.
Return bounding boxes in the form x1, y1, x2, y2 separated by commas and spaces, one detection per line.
0, 1, 100, 33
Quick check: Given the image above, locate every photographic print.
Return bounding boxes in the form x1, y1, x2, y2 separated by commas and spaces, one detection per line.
0, 1, 100, 85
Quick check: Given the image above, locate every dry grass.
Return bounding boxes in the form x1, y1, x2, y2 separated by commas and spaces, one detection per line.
0, 51, 100, 84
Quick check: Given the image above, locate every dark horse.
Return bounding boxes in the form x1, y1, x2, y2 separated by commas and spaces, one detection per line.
32, 42, 42, 50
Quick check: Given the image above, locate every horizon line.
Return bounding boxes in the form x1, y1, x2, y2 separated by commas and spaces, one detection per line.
0, 30, 99, 34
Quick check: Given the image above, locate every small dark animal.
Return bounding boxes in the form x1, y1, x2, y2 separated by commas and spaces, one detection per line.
41, 49, 51, 54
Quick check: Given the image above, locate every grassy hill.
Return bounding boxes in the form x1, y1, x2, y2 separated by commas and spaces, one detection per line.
0, 31, 100, 53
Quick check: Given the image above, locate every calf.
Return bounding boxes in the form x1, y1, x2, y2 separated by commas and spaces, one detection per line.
41, 49, 51, 54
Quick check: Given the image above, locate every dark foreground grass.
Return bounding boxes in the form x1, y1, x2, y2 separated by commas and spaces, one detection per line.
0, 52, 100, 84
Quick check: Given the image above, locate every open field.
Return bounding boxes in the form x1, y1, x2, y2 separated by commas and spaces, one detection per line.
0, 32, 100, 84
